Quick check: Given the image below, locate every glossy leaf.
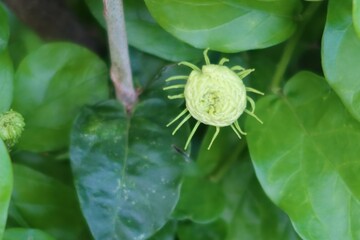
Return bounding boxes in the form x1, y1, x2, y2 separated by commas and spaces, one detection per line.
145, 0, 300, 52
12, 43, 109, 152
172, 175, 225, 223
0, 50, 13, 113
10, 164, 89, 240
322, 0, 360, 121
85, 0, 201, 61
3, 228, 56, 240
246, 72, 360, 240
0, 4, 9, 51
353, 0, 360, 38
70, 99, 186, 240
0, 139, 12, 240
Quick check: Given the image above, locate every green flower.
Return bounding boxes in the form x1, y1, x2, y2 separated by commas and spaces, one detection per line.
164, 49, 263, 150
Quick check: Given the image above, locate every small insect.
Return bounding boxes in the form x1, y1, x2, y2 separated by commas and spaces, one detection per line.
164, 48, 263, 150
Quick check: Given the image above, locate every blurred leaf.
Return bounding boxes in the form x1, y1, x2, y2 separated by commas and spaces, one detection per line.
12, 42, 109, 152
84, 0, 106, 27
246, 72, 360, 240
3, 228, 56, 240
148, 221, 177, 240
353, 0, 360, 38
11, 151, 73, 185
8, 19, 43, 68
0, 4, 9, 51
129, 47, 168, 89
224, 161, 300, 240
177, 220, 227, 240
85, 0, 201, 61
322, 0, 360, 121
10, 164, 90, 240
196, 126, 245, 177
0, 50, 13, 113
70, 98, 186, 240
172, 175, 225, 223
144, 0, 301, 52
0, 139, 12, 240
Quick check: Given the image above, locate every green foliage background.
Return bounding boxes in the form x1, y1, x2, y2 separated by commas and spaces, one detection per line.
0, 0, 360, 239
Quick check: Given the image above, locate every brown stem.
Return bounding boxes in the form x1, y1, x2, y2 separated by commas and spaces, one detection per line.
103, 0, 137, 112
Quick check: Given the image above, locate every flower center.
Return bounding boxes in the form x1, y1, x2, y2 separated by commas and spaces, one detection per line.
184, 65, 247, 127
200, 91, 220, 114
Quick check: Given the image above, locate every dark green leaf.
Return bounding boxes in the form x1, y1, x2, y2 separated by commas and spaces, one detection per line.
11, 151, 73, 185
0, 139, 12, 240
129, 47, 168, 89
8, 20, 43, 68
3, 228, 56, 240
246, 72, 360, 240
223, 161, 300, 240
12, 43, 109, 152
70, 99, 186, 240
0, 50, 13, 113
322, 0, 360, 121
84, 0, 106, 28
177, 220, 227, 240
85, 0, 201, 61
0, 4, 9, 51
145, 0, 301, 52
10, 164, 89, 240
148, 221, 177, 240
196, 126, 246, 177
172, 175, 225, 223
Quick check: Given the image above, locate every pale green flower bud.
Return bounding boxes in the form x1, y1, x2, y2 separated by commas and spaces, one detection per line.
164, 49, 263, 150
0, 110, 25, 149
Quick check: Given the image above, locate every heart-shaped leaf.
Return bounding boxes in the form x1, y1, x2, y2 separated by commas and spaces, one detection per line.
145, 0, 301, 52
0, 139, 12, 240
70, 98, 186, 240
246, 71, 360, 240
322, 0, 360, 121
13, 43, 109, 152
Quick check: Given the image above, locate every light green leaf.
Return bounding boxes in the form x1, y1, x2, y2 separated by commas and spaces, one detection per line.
10, 164, 90, 240
0, 139, 12, 240
246, 72, 360, 240
0, 50, 13, 113
85, 0, 201, 61
0, 4, 9, 51
12, 42, 109, 152
145, 0, 301, 52
322, 0, 360, 121
3, 228, 56, 240
70, 98, 186, 240
353, 0, 360, 38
